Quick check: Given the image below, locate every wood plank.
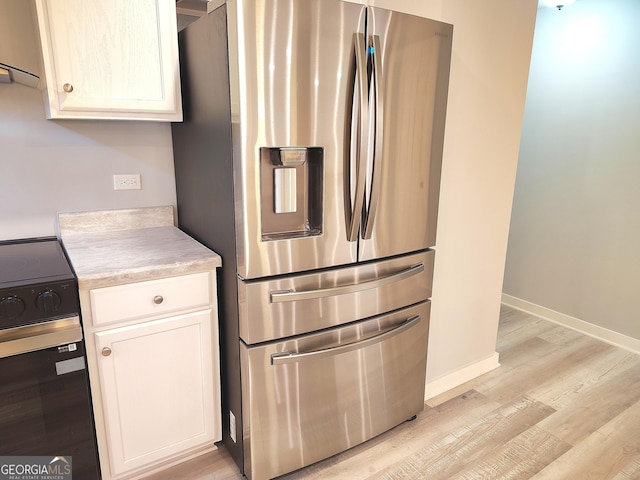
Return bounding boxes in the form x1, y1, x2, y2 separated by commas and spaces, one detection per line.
496, 312, 557, 351
478, 335, 612, 405
428, 334, 563, 407
531, 346, 640, 410
453, 425, 571, 479
281, 390, 501, 480
498, 335, 563, 369
143, 449, 240, 480
531, 398, 640, 479
430, 336, 564, 409
612, 457, 640, 480
375, 396, 556, 480
537, 361, 640, 445
536, 324, 589, 345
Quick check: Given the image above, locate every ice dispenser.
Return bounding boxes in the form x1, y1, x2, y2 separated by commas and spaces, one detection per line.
260, 147, 323, 240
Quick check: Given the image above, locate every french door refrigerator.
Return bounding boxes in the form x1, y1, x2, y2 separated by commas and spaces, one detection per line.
171, 1, 452, 479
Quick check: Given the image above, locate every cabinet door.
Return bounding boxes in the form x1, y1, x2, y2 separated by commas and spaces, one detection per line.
35, 0, 182, 121
94, 310, 220, 476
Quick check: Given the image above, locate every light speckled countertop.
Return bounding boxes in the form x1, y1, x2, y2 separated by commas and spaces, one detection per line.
58, 206, 221, 289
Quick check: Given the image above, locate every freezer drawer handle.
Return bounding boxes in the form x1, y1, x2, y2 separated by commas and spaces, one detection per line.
270, 263, 424, 303
271, 315, 421, 365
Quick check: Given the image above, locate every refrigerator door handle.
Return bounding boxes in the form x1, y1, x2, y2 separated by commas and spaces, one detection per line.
345, 32, 369, 242
363, 34, 384, 240
269, 262, 424, 303
270, 315, 421, 365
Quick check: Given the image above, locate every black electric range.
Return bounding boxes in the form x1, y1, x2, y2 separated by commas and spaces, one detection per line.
0, 237, 101, 479
0, 237, 79, 329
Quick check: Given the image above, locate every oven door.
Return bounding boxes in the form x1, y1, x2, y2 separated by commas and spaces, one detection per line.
240, 301, 430, 480
0, 339, 100, 479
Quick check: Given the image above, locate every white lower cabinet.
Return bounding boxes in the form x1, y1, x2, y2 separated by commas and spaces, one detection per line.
95, 310, 217, 476
82, 270, 221, 479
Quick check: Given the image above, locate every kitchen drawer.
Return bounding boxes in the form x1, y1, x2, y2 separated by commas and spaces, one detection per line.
240, 301, 430, 480
238, 250, 434, 344
90, 272, 213, 327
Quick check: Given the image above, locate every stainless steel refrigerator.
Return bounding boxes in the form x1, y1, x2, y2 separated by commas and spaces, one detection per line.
171, 1, 452, 478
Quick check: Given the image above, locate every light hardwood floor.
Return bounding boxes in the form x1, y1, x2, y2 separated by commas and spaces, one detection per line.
146, 305, 640, 479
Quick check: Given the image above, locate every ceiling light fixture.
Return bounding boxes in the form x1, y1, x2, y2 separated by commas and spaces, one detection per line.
541, 0, 577, 10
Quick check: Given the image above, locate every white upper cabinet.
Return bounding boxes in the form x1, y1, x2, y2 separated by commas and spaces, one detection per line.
34, 0, 183, 121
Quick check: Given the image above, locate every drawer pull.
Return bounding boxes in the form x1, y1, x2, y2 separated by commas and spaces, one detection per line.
270, 263, 424, 303
153, 295, 164, 305
102, 347, 112, 357
63, 83, 74, 93
271, 315, 421, 365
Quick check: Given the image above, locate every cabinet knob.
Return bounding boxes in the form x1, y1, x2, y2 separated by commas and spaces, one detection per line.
153, 295, 164, 305
102, 347, 112, 357
63, 83, 74, 93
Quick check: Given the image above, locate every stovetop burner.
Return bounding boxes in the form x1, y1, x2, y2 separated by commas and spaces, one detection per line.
0, 238, 75, 288
0, 237, 78, 330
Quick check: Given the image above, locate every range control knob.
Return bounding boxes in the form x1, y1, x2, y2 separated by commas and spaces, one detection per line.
0, 296, 26, 322
36, 290, 62, 315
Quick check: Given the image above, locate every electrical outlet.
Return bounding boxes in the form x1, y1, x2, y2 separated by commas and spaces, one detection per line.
113, 174, 141, 190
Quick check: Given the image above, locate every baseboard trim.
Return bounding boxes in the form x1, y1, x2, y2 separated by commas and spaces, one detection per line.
424, 352, 500, 401
502, 293, 640, 355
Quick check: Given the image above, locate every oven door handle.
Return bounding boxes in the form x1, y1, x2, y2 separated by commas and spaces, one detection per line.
270, 314, 421, 365
269, 263, 424, 303
0, 316, 83, 359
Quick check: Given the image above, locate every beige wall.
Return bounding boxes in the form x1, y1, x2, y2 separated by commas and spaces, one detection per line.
504, 0, 640, 340
0, 83, 177, 240
0, 1, 176, 240
371, 0, 538, 386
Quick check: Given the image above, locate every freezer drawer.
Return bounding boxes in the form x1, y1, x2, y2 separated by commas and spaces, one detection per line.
238, 250, 434, 344
240, 301, 430, 480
